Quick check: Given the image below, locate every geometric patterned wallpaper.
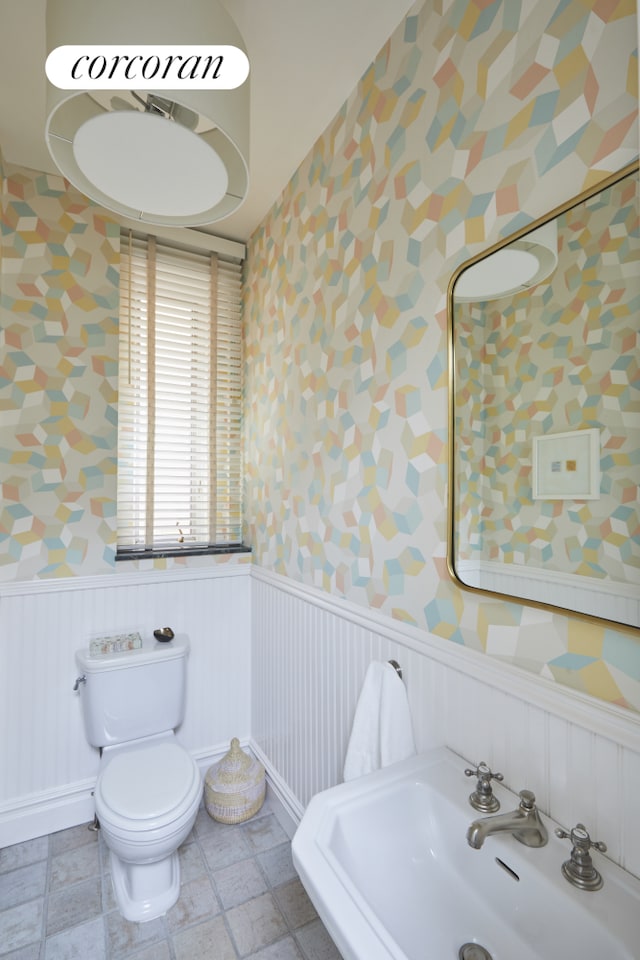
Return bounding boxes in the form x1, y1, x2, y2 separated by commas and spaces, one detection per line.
0, 166, 120, 578
244, 0, 640, 710
454, 172, 639, 584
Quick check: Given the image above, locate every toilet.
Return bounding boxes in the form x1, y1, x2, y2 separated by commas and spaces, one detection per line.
75, 635, 202, 922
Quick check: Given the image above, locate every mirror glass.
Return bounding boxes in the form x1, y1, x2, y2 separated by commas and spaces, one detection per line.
448, 163, 639, 630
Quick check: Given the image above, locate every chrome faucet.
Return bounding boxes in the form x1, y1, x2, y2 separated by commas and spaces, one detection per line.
466, 789, 548, 849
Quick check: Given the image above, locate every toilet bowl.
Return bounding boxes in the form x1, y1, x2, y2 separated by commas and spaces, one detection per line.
96, 738, 202, 922
74, 635, 202, 923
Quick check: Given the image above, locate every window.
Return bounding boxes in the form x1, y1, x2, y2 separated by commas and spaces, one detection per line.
116, 232, 244, 557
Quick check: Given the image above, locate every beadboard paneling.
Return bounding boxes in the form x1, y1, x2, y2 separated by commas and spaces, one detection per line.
457, 559, 640, 629
3, 563, 639, 882
250, 568, 640, 878
0, 567, 251, 846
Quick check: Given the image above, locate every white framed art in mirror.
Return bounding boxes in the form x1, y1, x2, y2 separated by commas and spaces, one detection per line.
532, 428, 600, 501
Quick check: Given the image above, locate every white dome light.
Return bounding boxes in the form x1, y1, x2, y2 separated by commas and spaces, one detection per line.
73, 111, 229, 218
45, 0, 249, 227
455, 221, 558, 303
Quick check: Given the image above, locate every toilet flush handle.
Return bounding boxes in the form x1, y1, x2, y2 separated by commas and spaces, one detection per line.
73, 674, 87, 691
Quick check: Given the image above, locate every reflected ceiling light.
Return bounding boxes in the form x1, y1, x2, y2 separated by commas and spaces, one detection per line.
45, 0, 249, 227
455, 220, 558, 303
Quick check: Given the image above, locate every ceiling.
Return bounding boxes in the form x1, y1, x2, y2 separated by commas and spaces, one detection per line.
0, 0, 415, 243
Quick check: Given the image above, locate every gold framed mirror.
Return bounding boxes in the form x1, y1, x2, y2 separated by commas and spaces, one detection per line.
447, 161, 639, 631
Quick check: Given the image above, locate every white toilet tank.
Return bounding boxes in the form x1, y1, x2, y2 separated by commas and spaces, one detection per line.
75, 636, 190, 748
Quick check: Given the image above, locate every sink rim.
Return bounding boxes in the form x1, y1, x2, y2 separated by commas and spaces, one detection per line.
292, 746, 640, 960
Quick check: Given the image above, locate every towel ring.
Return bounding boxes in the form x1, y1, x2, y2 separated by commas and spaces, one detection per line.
388, 659, 403, 679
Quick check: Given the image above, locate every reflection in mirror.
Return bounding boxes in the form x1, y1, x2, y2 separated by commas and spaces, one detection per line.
448, 163, 639, 630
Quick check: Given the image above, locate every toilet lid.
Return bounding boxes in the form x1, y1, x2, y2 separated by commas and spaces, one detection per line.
99, 742, 199, 820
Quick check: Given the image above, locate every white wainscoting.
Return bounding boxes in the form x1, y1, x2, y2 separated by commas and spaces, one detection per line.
0, 565, 251, 847
250, 567, 640, 879
457, 558, 640, 628
3, 561, 640, 881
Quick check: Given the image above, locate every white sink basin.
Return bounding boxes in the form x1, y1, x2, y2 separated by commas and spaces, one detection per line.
292, 747, 640, 960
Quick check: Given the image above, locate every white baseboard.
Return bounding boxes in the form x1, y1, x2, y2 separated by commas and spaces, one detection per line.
192, 738, 250, 779
250, 739, 304, 839
0, 739, 249, 849
0, 780, 97, 848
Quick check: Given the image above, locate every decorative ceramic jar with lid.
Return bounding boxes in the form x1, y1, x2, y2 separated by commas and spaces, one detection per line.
204, 738, 266, 824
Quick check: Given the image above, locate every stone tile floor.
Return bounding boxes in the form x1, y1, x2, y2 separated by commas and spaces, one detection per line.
0, 799, 343, 960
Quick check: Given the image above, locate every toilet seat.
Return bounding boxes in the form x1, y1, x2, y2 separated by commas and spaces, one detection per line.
97, 741, 201, 830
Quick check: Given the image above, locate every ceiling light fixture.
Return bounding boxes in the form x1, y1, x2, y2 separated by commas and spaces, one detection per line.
455, 221, 558, 303
45, 0, 249, 227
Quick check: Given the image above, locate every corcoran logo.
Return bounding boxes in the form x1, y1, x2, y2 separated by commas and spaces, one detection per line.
46, 45, 249, 90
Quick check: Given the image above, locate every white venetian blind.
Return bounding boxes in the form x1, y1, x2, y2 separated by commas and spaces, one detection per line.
117, 231, 243, 553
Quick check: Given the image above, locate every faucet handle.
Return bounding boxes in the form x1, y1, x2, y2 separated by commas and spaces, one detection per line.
555, 823, 607, 853
555, 823, 607, 891
518, 789, 537, 809
464, 761, 504, 813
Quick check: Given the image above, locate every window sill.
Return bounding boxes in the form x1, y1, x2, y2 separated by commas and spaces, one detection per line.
115, 544, 252, 562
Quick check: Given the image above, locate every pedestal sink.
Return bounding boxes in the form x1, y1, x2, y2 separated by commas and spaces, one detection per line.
292, 747, 640, 960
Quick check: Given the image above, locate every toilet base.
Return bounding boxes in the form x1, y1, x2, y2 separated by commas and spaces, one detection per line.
109, 849, 180, 923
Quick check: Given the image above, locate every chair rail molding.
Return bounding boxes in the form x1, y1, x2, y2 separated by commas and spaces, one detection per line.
250, 565, 640, 752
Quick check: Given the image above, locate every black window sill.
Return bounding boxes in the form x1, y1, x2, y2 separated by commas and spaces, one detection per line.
115, 544, 252, 562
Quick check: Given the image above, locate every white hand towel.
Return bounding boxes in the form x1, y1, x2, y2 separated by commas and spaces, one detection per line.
343, 660, 416, 782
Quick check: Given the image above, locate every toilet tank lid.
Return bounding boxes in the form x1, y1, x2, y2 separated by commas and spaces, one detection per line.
76, 635, 189, 673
